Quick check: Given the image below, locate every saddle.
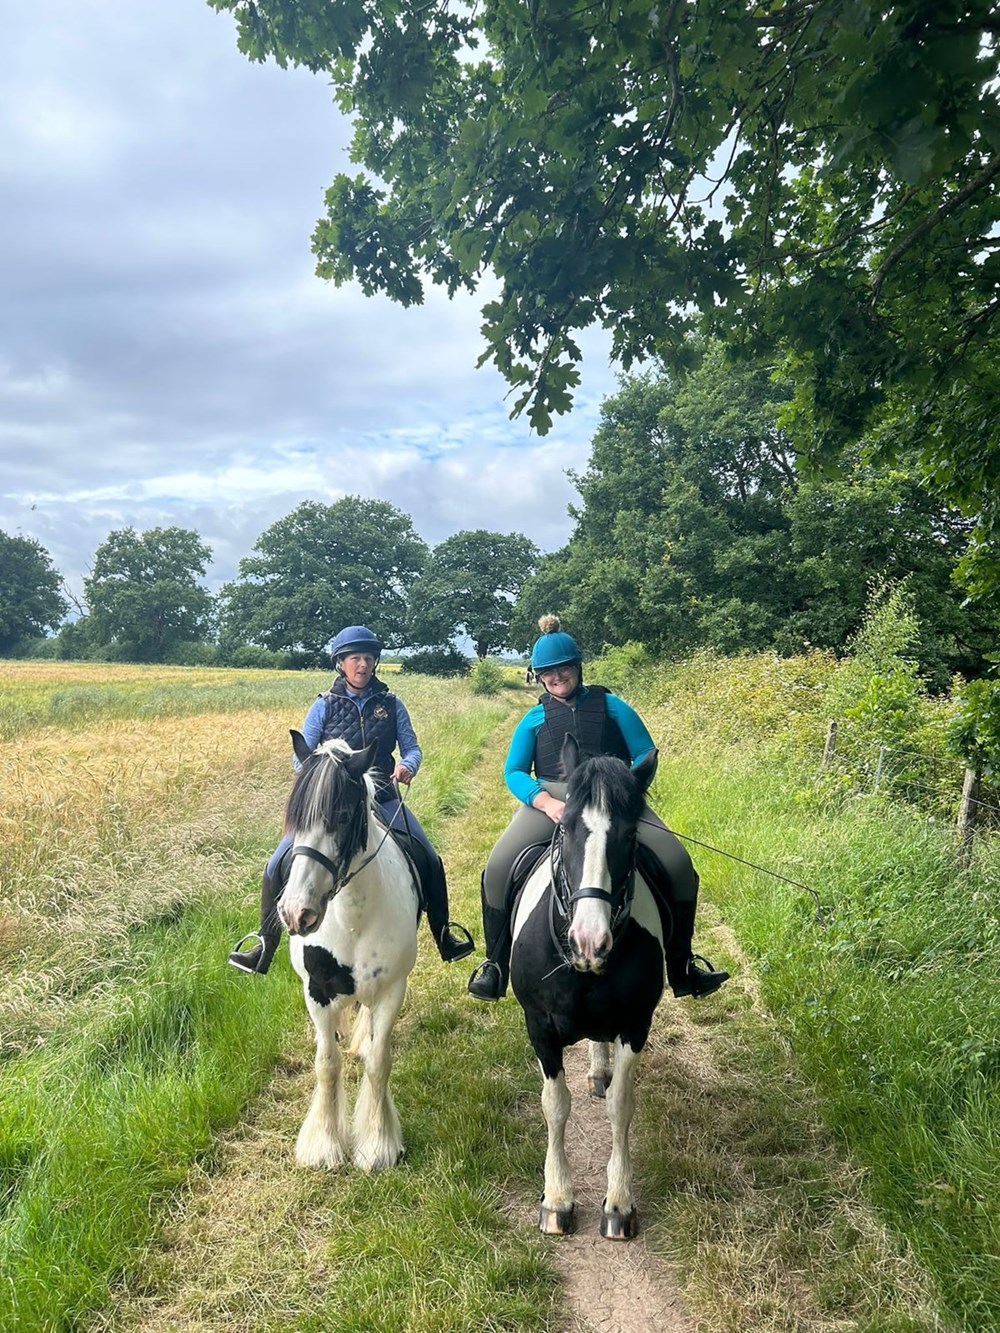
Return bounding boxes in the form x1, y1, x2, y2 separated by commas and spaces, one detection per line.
502, 839, 675, 945
505, 840, 550, 917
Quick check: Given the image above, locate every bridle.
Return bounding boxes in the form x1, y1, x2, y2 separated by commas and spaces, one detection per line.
547, 821, 639, 963
289, 769, 406, 902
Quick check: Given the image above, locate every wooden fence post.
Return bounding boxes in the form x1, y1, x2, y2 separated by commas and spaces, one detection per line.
957, 766, 981, 865
822, 720, 838, 767
873, 745, 888, 793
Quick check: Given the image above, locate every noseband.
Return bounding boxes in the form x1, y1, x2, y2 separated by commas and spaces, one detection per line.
548, 823, 638, 962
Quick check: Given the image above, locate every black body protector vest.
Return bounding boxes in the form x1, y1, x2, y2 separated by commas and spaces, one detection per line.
319, 677, 399, 802
533, 685, 631, 781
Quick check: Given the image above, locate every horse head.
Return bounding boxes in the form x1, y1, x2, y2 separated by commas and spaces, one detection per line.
558, 735, 657, 973
278, 733, 377, 936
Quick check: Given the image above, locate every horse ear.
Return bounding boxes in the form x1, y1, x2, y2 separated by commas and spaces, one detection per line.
633, 748, 658, 793
344, 741, 377, 780
290, 729, 313, 765
560, 733, 581, 778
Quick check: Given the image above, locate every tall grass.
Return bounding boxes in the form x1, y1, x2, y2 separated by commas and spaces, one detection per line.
614, 649, 1000, 1331
0, 661, 520, 1333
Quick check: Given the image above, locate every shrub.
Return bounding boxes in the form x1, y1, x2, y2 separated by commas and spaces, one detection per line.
401, 647, 470, 677
589, 641, 652, 694
221, 644, 292, 670
469, 657, 505, 695
949, 677, 1000, 776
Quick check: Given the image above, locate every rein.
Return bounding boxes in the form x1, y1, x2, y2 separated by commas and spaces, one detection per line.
289, 772, 408, 900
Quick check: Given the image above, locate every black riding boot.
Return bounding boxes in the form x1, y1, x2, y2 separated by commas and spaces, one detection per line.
421, 854, 475, 963
228, 867, 283, 975
664, 896, 729, 999
467, 880, 511, 1001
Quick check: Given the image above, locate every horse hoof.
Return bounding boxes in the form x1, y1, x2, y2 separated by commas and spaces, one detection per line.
539, 1199, 577, 1235
588, 1074, 609, 1099
600, 1201, 638, 1240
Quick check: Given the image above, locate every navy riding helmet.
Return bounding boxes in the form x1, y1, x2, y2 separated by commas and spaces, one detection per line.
330, 625, 384, 666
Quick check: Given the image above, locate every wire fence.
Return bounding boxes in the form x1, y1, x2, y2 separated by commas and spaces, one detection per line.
818, 721, 999, 861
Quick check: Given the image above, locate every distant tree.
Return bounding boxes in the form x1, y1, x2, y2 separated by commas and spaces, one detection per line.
408, 529, 539, 658
84, 527, 213, 662
0, 530, 68, 653
217, 498, 427, 658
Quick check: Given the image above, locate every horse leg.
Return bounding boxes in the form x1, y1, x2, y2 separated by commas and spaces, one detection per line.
347, 1002, 370, 1058
296, 994, 351, 1170
587, 1040, 613, 1099
538, 1066, 576, 1234
600, 1038, 641, 1240
352, 977, 407, 1171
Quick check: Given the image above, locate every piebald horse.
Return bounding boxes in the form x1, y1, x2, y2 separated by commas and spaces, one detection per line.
510, 735, 663, 1238
278, 733, 419, 1171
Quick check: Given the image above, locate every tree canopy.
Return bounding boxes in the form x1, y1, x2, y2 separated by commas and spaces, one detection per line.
217, 498, 427, 658
210, 0, 1000, 596
84, 527, 214, 661
512, 363, 998, 686
408, 528, 539, 656
0, 530, 68, 653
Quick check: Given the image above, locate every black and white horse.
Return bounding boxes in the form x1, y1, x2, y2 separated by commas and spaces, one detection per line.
510, 736, 663, 1239
278, 733, 419, 1172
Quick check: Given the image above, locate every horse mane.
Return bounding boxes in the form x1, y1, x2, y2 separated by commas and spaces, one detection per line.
284, 739, 374, 860
562, 754, 646, 828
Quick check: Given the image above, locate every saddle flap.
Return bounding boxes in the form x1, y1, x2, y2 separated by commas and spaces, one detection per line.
506, 841, 550, 915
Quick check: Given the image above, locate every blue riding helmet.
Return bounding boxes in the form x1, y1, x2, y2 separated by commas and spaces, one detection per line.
330, 625, 384, 664
530, 615, 582, 672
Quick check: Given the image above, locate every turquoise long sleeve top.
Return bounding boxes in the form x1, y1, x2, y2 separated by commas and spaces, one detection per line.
503, 687, 656, 807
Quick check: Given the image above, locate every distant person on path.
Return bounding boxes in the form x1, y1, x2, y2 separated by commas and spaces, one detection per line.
229, 625, 474, 975
467, 615, 728, 1002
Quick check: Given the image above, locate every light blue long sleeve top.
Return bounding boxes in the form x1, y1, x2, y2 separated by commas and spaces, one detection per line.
296, 684, 422, 774
504, 687, 656, 806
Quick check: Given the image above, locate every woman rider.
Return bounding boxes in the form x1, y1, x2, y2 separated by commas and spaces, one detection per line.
228, 625, 474, 974
467, 615, 728, 1002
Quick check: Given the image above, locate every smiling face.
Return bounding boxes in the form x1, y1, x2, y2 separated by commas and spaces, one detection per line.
338, 651, 376, 692
537, 662, 581, 700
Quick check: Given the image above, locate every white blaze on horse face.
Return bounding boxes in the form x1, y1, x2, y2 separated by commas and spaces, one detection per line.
568, 801, 614, 970
279, 827, 335, 934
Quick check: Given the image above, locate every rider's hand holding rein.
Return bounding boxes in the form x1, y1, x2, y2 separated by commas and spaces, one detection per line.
392, 763, 414, 785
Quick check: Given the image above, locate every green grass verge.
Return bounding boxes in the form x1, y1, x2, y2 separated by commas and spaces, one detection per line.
629, 657, 1000, 1333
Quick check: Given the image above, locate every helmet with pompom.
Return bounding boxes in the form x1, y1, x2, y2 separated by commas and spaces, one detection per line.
530, 614, 582, 672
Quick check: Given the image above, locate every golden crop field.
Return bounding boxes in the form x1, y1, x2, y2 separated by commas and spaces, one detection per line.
0, 659, 501, 1054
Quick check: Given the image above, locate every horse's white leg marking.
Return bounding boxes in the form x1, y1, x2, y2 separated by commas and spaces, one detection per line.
604, 1038, 640, 1224
352, 975, 407, 1171
296, 993, 351, 1169
588, 1040, 613, 1098
540, 1068, 574, 1230
568, 804, 613, 968
347, 1003, 370, 1059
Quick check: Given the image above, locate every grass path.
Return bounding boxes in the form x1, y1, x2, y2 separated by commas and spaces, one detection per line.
91, 691, 944, 1333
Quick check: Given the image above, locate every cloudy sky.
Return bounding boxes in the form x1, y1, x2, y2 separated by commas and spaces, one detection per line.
1, 0, 620, 608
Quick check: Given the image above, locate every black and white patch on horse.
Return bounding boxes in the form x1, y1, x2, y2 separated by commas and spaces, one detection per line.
278, 733, 420, 1173
510, 735, 664, 1240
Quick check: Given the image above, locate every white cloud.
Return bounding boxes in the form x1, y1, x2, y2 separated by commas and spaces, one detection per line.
0, 0, 620, 617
